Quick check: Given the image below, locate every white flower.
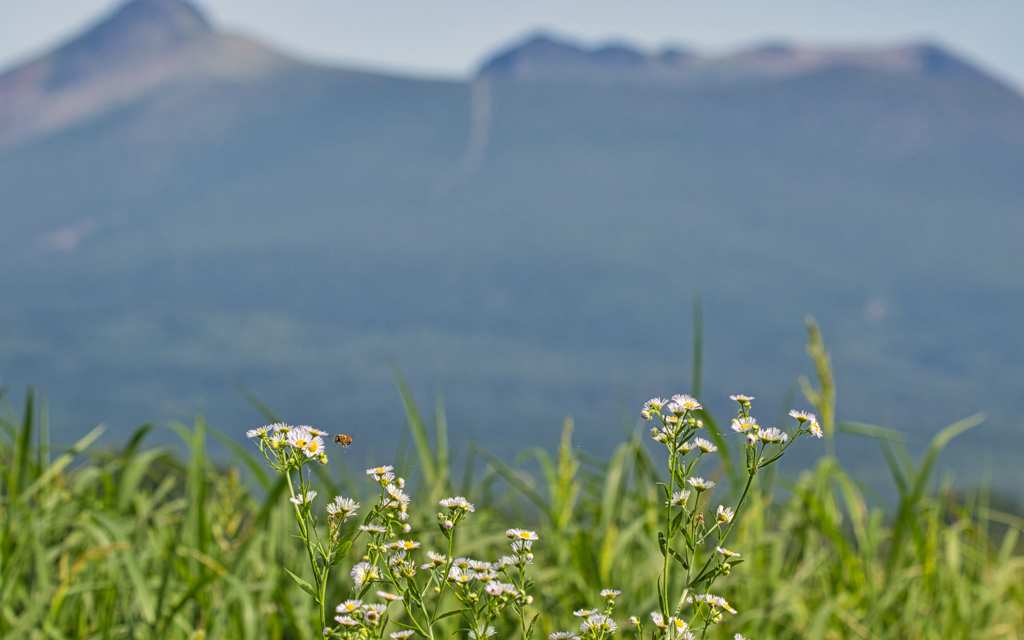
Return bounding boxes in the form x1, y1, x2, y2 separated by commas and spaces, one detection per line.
386, 484, 411, 508
439, 496, 475, 512
377, 590, 403, 601
549, 633, 579, 640
651, 427, 669, 443
334, 615, 358, 626
285, 427, 313, 449
271, 423, 292, 433
789, 410, 814, 423
359, 524, 386, 533
391, 540, 420, 551
745, 433, 757, 445
650, 612, 666, 628
731, 416, 758, 433
671, 394, 703, 411
390, 631, 415, 639
366, 465, 394, 480
301, 435, 325, 458
306, 427, 328, 436
677, 440, 696, 453
327, 496, 360, 521
668, 490, 691, 507
468, 627, 495, 639
600, 589, 621, 598
808, 417, 823, 438
581, 613, 616, 634
716, 505, 735, 524
670, 618, 689, 633
735, 635, 750, 640
687, 477, 715, 491
716, 546, 741, 557
485, 580, 505, 596
729, 394, 754, 403
246, 426, 270, 439
693, 437, 717, 453
642, 398, 667, 413
336, 600, 362, 613
351, 561, 378, 588
289, 490, 316, 505
757, 427, 788, 443
573, 609, 597, 618
506, 528, 539, 541
666, 402, 686, 415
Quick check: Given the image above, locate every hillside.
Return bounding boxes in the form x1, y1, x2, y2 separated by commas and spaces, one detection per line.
2, 0, 1024, 488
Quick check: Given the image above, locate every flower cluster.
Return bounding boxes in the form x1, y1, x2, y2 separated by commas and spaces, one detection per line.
247, 423, 328, 470
328, 599, 395, 640
550, 588, 621, 640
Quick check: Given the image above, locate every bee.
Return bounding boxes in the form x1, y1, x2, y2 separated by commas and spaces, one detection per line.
334, 434, 353, 448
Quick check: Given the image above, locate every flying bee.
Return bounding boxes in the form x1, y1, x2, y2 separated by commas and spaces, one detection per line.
334, 434, 353, 448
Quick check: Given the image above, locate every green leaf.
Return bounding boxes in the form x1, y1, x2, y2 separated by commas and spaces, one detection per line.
526, 614, 540, 640
285, 567, 318, 600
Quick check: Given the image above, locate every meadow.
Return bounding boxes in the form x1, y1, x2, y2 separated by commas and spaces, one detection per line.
1, 321, 1021, 639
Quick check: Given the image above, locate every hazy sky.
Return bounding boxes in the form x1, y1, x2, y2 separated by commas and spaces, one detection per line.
2, 0, 1024, 87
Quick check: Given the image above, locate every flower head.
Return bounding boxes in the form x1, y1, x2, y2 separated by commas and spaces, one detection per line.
642, 398, 667, 413
687, 477, 715, 492
716, 546, 741, 558
468, 627, 495, 639
439, 496, 475, 512
246, 426, 270, 439
581, 614, 617, 634
573, 609, 597, 618
289, 490, 317, 506
549, 633, 579, 640
377, 590, 403, 601
757, 427, 788, 444
600, 589, 621, 598
366, 465, 394, 481
351, 561, 378, 588
729, 394, 754, 403
671, 394, 703, 411
336, 600, 362, 613
650, 612, 666, 628
731, 416, 758, 433
327, 496, 360, 521
693, 437, 717, 453
390, 632, 415, 639
668, 490, 691, 507
506, 528, 539, 541
716, 505, 734, 524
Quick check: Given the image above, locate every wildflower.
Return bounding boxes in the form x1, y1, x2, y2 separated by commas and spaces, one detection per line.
485, 580, 506, 596
650, 612, 666, 628
334, 615, 358, 626
271, 423, 292, 433
359, 524, 386, 534
651, 427, 669, 443
246, 426, 270, 439
306, 427, 329, 436
693, 437, 717, 453
423, 551, 446, 566
301, 435, 326, 458
363, 604, 386, 624
391, 632, 415, 639
581, 613, 617, 634
550, 633, 579, 640
670, 618, 689, 633
731, 416, 757, 433
496, 555, 519, 569
289, 490, 316, 506
392, 540, 420, 551
716, 546, 741, 557
600, 589, 621, 598
808, 417, 823, 438
677, 440, 696, 453
668, 490, 691, 507
789, 410, 813, 423
640, 410, 651, 420
366, 465, 394, 481
506, 528, 539, 541
687, 477, 715, 492
729, 394, 754, 403
452, 557, 473, 570
439, 496, 475, 512
716, 505, 735, 523
757, 427, 788, 444
327, 496, 360, 521
336, 600, 362, 613
734, 635, 750, 640
628, 616, 640, 625
286, 427, 313, 449
377, 590, 403, 601
643, 398, 667, 413
351, 561, 378, 588
745, 433, 757, 445
573, 609, 597, 618
671, 394, 703, 411
403, 524, 412, 533
468, 628, 496, 639
666, 402, 686, 415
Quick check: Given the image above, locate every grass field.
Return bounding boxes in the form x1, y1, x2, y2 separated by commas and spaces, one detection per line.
1, 323, 1022, 639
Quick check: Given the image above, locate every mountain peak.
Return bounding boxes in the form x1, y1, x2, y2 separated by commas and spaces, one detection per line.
45, 0, 213, 91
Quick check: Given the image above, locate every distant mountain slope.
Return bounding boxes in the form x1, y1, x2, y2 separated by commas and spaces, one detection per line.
2, 0, 1024, 490
0, 0, 294, 151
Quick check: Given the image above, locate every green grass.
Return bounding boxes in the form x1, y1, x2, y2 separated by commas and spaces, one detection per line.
1, 324, 1022, 639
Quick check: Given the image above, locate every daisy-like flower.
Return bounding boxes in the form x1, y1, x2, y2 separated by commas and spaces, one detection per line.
735, 635, 749, 640
468, 628, 496, 639
359, 524, 386, 534
391, 631, 415, 639
789, 410, 814, 423
301, 435, 326, 458
628, 616, 640, 625
422, 551, 446, 566
693, 437, 717, 453
643, 398, 667, 413
581, 613, 617, 634
729, 394, 754, 403
506, 528, 539, 541
271, 423, 292, 433
549, 633, 579, 640
808, 417, 823, 438
600, 589, 621, 598
351, 561, 378, 588
731, 416, 758, 433
452, 557, 473, 570
668, 490, 691, 507
716, 546, 741, 558
573, 609, 597, 618
366, 465, 394, 481
377, 590, 403, 601
327, 496, 360, 521
439, 496, 476, 512
469, 560, 492, 571
677, 440, 696, 453
334, 615, 358, 626
391, 540, 420, 551
670, 618, 689, 633
305, 427, 328, 436
484, 581, 505, 596
716, 505, 735, 524
651, 427, 669, 443
666, 401, 686, 415
286, 427, 314, 450
289, 490, 316, 506
246, 426, 270, 439
650, 613, 666, 628
687, 477, 715, 492
386, 483, 411, 507
336, 600, 363, 613
671, 394, 703, 411
712, 596, 738, 614
757, 427, 788, 444
745, 433, 757, 445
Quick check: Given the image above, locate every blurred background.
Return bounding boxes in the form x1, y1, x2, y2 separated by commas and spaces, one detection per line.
1, 0, 1023, 494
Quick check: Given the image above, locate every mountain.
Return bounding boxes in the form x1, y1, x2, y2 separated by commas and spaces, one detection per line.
2, 0, 1024, 491
0, 0, 292, 150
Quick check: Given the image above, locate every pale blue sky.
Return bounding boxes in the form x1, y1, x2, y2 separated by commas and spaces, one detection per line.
2, 0, 1023, 87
